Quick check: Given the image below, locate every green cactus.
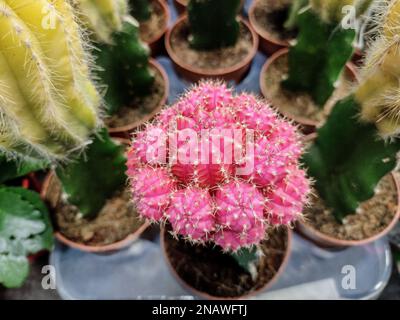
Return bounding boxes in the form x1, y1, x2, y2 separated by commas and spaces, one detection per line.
282, 0, 372, 107
130, 0, 152, 22
0, 0, 101, 161
95, 17, 155, 115
56, 129, 127, 218
303, 0, 400, 221
188, 0, 241, 50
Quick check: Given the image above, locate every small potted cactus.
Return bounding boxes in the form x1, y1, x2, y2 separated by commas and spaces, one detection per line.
129, 0, 170, 55
259, 0, 370, 133
299, 0, 400, 247
249, 0, 299, 55
42, 130, 149, 253
127, 82, 311, 298
76, 0, 169, 136
165, 0, 258, 83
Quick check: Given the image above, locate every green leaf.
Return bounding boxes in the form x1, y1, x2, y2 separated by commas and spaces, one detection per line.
0, 187, 54, 288
283, 9, 355, 107
0, 154, 48, 184
56, 129, 127, 218
0, 255, 29, 289
303, 96, 400, 221
231, 246, 260, 278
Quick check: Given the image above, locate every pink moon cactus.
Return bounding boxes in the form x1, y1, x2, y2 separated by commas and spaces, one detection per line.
127, 81, 311, 251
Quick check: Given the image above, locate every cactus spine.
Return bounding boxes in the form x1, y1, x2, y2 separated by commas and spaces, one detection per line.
355, 0, 400, 137
0, 0, 101, 160
188, 0, 241, 50
283, 0, 372, 107
303, 0, 400, 221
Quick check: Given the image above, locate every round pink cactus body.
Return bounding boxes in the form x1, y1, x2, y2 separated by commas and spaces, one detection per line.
166, 188, 215, 241
265, 167, 311, 226
130, 167, 175, 221
127, 81, 311, 251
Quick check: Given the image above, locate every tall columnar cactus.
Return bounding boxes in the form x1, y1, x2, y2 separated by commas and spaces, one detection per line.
0, 0, 101, 161
74, 0, 128, 44
188, 0, 241, 50
283, 0, 373, 106
303, 0, 400, 221
95, 16, 155, 115
127, 82, 311, 251
130, 0, 151, 22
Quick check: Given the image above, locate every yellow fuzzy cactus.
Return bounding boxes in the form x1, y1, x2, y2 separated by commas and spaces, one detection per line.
310, 0, 373, 23
355, 0, 400, 137
73, 0, 129, 43
0, 0, 101, 160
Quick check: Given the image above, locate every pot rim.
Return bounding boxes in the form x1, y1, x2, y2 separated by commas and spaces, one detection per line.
259, 48, 358, 127
107, 58, 169, 135
40, 171, 150, 253
160, 226, 292, 300
297, 170, 400, 247
165, 15, 259, 78
248, 0, 291, 48
144, 0, 170, 47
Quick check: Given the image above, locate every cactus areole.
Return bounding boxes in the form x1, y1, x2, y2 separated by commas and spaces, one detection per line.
127, 82, 311, 251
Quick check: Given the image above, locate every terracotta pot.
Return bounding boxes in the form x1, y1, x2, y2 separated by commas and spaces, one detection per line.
41, 169, 150, 254
297, 171, 400, 248
248, 0, 291, 56
174, 0, 245, 16
144, 0, 170, 56
107, 59, 169, 139
165, 16, 259, 83
259, 48, 358, 134
161, 227, 292, 300
352, 47, 364, 66
173, 0, 186, 16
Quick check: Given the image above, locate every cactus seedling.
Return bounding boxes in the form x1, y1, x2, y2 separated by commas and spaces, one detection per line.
282, 0, 373, 106
127, 81, 311, 252
188, 0, 241, 50
303, 0, 400, 222
0, 0, 101, 161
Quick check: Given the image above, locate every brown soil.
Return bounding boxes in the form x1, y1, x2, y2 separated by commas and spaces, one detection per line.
105, 64, 166, 129
170, 19, 253, 70
139, 0, 167, 43
252, 0, 297, 42
55, 188, 144, 246
263, 53, 354, 124
304, 174, 398, 241
165, 227, 288, 298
